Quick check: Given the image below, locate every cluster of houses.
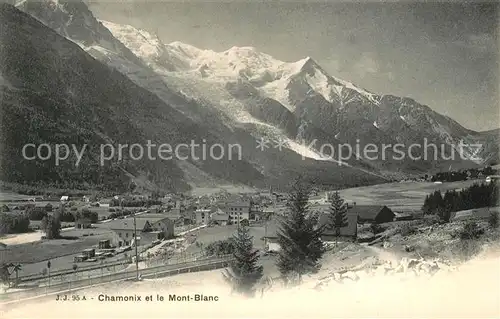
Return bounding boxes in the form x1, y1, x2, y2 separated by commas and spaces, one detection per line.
96, 188, 410, 251
70, 186, 443, 254
263, 203, 404, 252
95, 193, 275, 249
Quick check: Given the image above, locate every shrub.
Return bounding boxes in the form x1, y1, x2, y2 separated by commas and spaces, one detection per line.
370, 223, 384, 234
240, 219, 249, 227
422, 214, 441, 226
26, 206, 47, 221
204, 238, 236, 257
457, 221, 484, 240
488, 211, 499, 229
396, 222, 418, 237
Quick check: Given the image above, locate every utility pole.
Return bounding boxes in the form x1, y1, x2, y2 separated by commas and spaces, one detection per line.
47, 260, 51, 291
133, 213, 139, 281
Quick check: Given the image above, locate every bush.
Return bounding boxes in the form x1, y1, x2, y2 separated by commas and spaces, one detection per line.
488, 211, 499, 229
396, 222, 418, 237
240, 219, 249, 227
204, 238, 236, 257
370, 223, 384, 234
26, 207, 47, 221
457, 221, 484, 240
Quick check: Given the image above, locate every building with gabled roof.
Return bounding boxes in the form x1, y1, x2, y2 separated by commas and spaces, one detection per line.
210, 209, 229, 225
353, 205, 395, 224
102, 214, 174, 247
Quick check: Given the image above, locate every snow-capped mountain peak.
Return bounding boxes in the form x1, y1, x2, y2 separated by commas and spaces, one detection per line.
99, 19, 382, 111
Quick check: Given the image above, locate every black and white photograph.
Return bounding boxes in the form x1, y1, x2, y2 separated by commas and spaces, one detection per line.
0, 0, 499, 317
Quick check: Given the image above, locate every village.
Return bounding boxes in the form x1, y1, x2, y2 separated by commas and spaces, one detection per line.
1, 166, 499, 289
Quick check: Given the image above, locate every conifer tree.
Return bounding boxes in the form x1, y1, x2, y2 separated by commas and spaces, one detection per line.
276, 179, 325, 286
222, 225, 263, 297
327, 191, 348, 246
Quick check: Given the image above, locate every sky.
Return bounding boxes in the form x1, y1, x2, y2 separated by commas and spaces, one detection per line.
87, 0, 499, 131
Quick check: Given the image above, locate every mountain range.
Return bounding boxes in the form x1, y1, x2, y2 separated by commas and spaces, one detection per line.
1, 0, 498, 193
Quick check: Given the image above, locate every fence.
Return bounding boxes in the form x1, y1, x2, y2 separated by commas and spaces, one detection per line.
17, 239, 206, 283
0, 255, 233, 304
18, 259, 131, 283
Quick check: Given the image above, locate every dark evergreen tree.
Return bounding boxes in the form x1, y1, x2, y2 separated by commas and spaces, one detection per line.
422, 190, 445, 215
327, 191, 348, 246
422, 194, 432, 215
276, 179, 326, 286
436, 206, 451, 223
222, 225, 263, 297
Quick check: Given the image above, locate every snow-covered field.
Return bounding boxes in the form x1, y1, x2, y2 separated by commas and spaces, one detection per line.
0, 227, 77, 246
0, 231, 43, 245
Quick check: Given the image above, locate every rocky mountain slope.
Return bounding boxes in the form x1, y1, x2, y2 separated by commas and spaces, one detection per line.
1, 3, 388, 193
0, 3, 268, 192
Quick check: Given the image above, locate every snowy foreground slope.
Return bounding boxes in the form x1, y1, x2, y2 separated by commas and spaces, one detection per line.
3, 249, 499, 318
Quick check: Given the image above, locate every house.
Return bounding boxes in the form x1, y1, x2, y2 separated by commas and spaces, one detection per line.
168, 201, 182, 220
103, 214, 174, 247
352, 205, 395, 224
75, 217, 92, 229
210, 209, 229, 225
394, 212, 414, 221
135, 213, 175, 240
252, 207, 274, 222
316, 211, 358, 241
98, 239, 111, 249
195, 209, 212, 225
179, 208, 196, 225
195, 197, 211, 209
262, 209, 358, 251
60, 196, 69, 202
224, 201, 251, 224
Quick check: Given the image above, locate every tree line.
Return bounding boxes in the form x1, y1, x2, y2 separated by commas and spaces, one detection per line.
0, 212, 30, 234
25, 205, 98, 223
429, 166, 498, 183
422, 181, 499, 222
109, 198, 162, 208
